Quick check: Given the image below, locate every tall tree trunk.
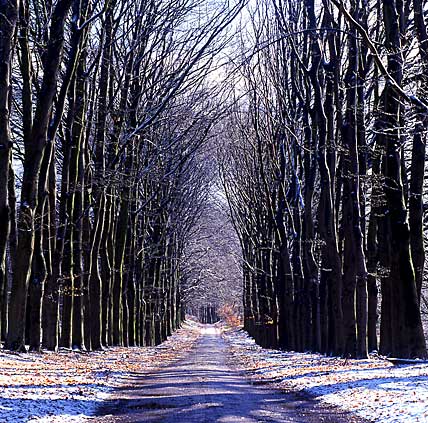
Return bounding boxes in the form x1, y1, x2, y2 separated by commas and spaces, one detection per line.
341, 3, 368, 358
0, 0, 18, 343
7, 0, 73, 351
410, 0, 428, 304
71, 45, 88, 350
381, 0, 426, 358
89, 0, 115, 350
305, 0, 343, 355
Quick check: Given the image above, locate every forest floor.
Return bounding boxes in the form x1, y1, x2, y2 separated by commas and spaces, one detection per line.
224, 327, 428, 423
0, 322, 427, 422
0, 322, 200, 422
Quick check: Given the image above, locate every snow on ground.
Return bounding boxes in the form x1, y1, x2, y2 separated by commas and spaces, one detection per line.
0, 321, 200, 423
223, 327, 428, 423
200, 325, 221, 335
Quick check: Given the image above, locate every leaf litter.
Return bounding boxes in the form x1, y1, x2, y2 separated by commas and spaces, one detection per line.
0, 321, 200, 422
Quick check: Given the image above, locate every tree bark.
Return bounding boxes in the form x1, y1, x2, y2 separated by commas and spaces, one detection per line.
7, 0, 73, 351
0, 0, 18, 343
381, 0, 426, 358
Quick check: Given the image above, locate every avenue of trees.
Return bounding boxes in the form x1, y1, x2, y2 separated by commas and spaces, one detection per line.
221, 0, 428, 359
2, 0, 428, 362
0, 0, 243, 352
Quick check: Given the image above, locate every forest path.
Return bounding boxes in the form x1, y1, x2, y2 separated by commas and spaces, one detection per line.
95, 326, 366, 423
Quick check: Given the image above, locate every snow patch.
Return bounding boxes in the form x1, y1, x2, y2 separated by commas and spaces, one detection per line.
224, 328, 428, 423
200, 325, 220, 335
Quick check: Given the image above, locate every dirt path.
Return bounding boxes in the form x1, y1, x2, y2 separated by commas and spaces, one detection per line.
95, 326, 368, 423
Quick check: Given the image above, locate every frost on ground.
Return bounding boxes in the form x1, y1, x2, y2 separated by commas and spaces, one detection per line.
223, 327, 428, 423
0, 321, 200, 423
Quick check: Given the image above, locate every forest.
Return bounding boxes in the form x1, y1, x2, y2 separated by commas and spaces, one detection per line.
0, 0, 428, 368
0, 0, 244, 354
221, 0, 428, 360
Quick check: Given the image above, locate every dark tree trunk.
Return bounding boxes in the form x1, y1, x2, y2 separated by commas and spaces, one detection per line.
7, 0, 73, 352
0, 0, 18, 343
381, 0, 426, 358
410, 0, 428, 304
341, 4, 368, 358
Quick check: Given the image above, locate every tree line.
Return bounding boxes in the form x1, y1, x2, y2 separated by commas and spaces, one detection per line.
221, 0, 428, 359
0, 0, 243, 352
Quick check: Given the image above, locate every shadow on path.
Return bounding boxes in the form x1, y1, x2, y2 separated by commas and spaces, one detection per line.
95, 327, 369, 423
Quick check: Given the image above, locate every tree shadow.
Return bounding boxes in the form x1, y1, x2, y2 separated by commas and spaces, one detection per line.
95, 366, 368, 423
